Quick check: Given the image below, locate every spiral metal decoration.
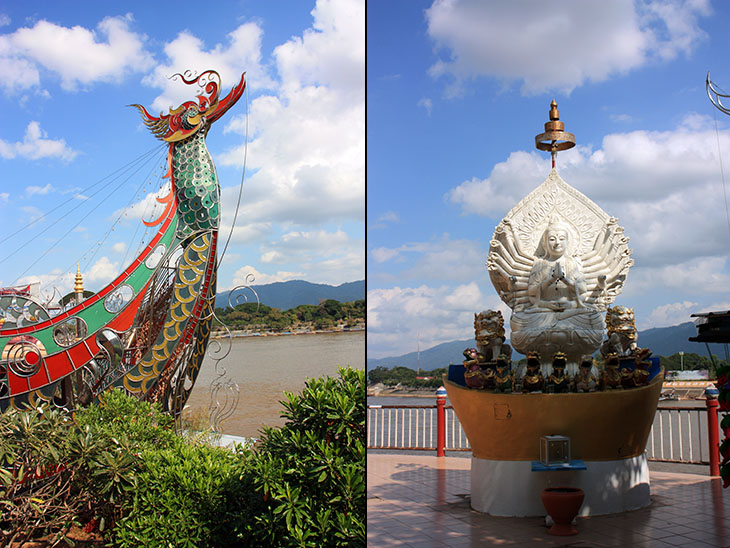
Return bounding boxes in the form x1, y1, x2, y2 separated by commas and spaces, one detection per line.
707, 72, 730, 116
4, 336, 45, 378
203, 274, 259, 433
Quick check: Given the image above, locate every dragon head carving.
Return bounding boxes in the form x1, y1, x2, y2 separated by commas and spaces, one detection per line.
131, 70, 246, 142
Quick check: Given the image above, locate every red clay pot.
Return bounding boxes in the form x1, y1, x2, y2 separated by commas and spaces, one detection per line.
541, 487, 584, 536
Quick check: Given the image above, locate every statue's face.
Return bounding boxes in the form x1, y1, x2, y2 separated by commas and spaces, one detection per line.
545, 229, 568, 258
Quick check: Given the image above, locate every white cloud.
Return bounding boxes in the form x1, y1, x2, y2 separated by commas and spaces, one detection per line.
257, 228, 364, 284
86, 256, 119, 285
309, 249, 364, 285
17, 268, 74, 298
220, 89, 363, 226
367, 282, 504, 358
625, 258, 730, 301
370, 234, 488, 282
447, 117, 730, 268
645, 301, 698, 329
610, 113, 634, 123
262, 229, 352, 261
0, 56, 39, 93
0, 14, 10, 27
0, 121, 78, 161
14, 259, 117, 300
231, 265, 305, 287
425, 0, 711, 95
20, 205, 43, 222
369, 210, 401, 230
111, 242, 127, 254
142, 22, 274, 114
0, 14, 153, 93
418, 97, 432, 116
696, 300, 730, 316
371, 247, 400, 264
0, 192, 8, 202
26, 183, 53, 196
219, 0, 364, 228
274, 0, 364, 94
115, 185, 171, 224
378, 211, 400, 223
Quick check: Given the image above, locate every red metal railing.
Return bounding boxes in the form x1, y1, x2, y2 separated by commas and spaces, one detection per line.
707, 397, 720, 476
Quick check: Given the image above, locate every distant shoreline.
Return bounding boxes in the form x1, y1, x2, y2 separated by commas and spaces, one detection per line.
212, 326, 364, 340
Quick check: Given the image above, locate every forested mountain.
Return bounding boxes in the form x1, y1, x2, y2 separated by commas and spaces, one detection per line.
216, 280, 364, 310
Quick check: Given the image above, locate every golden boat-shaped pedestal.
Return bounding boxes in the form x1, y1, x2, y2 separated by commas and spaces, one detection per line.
444, 369, 663, 461
444, 369, 664, 517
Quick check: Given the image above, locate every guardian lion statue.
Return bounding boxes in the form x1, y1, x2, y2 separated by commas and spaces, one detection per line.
600, 305, 637, 358
474, 310, 512, 362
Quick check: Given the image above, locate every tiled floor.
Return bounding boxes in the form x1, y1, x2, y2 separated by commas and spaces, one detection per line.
368, 454, 730, 547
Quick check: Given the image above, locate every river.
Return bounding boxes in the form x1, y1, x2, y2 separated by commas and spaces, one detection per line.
185, 331, 364, 438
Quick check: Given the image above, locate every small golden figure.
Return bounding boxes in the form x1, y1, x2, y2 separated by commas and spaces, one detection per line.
575, 355, 598, 392
620, 361, 637, 388
482, 364, 497, 390
523, 351, 544, 393
494, 354, 513, 393
633, 347, 652, 387
463, 348, 487, 389
548, 352, 570, 393
602, 352, 622, 390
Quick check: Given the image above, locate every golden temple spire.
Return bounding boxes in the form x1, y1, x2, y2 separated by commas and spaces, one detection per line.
535, 99, 575, 169
74, 263, 85, 299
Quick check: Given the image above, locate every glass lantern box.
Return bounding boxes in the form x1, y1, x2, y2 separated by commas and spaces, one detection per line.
540, 435, 571, 466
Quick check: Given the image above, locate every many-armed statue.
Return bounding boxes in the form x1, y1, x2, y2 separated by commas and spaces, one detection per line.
487, 102, 633, 372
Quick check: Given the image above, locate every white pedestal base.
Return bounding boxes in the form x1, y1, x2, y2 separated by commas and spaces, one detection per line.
470, 454, 650, 517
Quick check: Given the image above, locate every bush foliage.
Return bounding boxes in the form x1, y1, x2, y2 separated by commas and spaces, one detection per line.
235, 366, 365, 546
0, 366, 365, 547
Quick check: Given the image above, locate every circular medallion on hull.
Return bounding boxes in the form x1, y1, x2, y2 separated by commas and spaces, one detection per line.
2, 335, 47, 378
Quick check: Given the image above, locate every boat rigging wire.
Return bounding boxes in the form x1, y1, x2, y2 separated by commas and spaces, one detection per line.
217, 80, 249, 268
707, 72, 730, 243
712, 110, 730, 243
7, 145, 167, 285
0, 145, 164, 247
120, 179, 168, 269
80, 149, 168, 272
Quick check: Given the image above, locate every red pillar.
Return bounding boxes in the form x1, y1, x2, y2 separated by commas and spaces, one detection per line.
706, 394, 721, 477
436, 386, 446, 457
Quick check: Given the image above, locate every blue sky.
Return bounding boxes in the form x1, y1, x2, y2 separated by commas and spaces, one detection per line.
368, 0, 730, 358
0, 0, 364, 304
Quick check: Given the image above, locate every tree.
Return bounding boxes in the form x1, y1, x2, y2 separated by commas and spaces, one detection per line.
368, 366, 389, 385
319, 299, 344, 320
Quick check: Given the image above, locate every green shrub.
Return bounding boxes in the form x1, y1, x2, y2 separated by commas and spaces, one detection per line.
0, 390, 182, 543
234, 366, 366, 547
0, 404, 82, 545
112, 442, 244, 547
74, 388, 179, 452
0, 368, 365, 547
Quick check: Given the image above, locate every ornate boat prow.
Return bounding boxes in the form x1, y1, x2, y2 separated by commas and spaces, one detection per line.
0, 70, 246, 419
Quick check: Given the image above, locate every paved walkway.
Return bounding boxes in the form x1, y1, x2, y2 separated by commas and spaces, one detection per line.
368, 453, 730, 547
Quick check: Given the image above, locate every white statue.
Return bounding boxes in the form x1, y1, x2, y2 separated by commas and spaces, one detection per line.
487, 170, 633, 373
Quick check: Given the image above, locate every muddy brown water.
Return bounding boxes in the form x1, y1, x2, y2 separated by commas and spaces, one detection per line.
185, 331, 364, 438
